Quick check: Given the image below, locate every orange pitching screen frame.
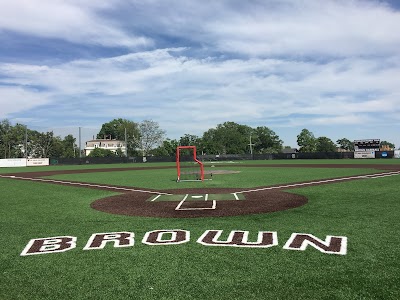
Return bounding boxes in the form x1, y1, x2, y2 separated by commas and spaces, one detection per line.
176, 146, 204, 182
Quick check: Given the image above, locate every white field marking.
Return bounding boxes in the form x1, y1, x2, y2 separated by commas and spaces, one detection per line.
175, 194, 190, 211
232, 193, 240, 200
205, 194, 209, 201
367, 171, 400, 179
151, 195, 162, 202
203, 161, 237, 164
177, 179, 202, 182
175, 200, 217, 211
235, 171, 400, 194
0, 174, 172, 195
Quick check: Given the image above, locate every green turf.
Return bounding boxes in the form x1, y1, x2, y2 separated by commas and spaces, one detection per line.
1, 158, 398, 174
0, 161, 176, 174
43, 166, 383, 190
148, 193, 245, 202
1, 162, 400, 299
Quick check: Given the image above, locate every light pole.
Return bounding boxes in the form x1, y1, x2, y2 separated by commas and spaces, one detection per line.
24, 125, 28, 158
248, 134, 254, 155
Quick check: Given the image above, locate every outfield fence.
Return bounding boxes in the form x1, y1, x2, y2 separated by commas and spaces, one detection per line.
45, 151, 397, 165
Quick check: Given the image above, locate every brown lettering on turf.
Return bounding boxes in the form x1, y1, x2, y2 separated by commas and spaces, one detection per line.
142, 230, 190, 245
197, 230, 278, 248
20, 236, 77, 256
83, 232, 134, 250
283, 233, 347, 255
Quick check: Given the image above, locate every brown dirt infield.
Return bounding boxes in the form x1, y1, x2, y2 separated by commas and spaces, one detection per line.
90, 188, 308, 218
5, 163, 400, 218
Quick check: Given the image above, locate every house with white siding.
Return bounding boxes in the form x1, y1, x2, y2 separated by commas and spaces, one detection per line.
84, 139, 126, 156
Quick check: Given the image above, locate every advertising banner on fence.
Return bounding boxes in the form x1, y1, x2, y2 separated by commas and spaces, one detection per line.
0, 158, 27, 168
354, 151, 375, 159
26, 158, 49, 167
0, 158, 50, 168
395, 150, 400, 159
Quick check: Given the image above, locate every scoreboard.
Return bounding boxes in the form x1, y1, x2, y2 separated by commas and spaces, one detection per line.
354, 139, 380, 151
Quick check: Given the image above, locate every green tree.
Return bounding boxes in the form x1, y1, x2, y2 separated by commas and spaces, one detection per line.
139, 120, 166, 156
380, 141, 395, 149
97, 118, 140, 156
179, 134, 201, 147
9, 123, 26, 158
0, 119, 11, 158
201, 128, 221, 155
0, 120, 25, 158
297, 129, 317, 152
202, 122, 253, 154
87, 148, 116, 157
252, 126, 283, 154
152, 139, 179, 156
51, 136, 64, 158
61, 134, 77, 158
29, 131, 57, 158
336, 138, 354, 151
115, 148, 125, 157
316, 136, 337, 152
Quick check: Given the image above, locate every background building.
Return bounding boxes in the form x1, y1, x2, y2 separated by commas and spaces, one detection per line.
84, 139, 126, 156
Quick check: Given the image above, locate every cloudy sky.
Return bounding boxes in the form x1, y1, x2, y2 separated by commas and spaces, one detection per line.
1, 0, 399, 148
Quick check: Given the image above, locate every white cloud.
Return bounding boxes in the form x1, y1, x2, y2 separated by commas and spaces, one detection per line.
204, 0, 400, 57
0, 0, 150, 48
0, 86, 51, 118
1, 0, 400, 147
1, 49, 400, 126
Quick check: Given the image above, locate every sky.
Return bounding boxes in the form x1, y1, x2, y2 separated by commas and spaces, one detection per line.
0, 0, 400, 149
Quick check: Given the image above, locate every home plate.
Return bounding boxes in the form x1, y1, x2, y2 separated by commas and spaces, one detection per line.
148, 193, 244, 202
175, 194, 217, 211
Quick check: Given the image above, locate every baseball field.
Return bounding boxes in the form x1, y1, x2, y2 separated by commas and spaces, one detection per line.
1, 159, 400, 299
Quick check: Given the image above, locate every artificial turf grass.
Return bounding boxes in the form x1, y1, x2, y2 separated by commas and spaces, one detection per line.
1, 158, 399, 175
42, 166, 383, 190
1, 172, 400, 299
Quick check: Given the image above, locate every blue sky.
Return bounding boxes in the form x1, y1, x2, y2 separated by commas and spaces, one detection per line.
1, 0, 399, 148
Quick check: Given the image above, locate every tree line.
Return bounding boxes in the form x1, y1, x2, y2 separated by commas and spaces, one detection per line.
296, 128, 395, 153
0, 118, 396, 159
0, 119, 77, 159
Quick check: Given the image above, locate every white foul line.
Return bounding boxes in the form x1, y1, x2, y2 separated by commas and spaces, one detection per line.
0, 174, 172, 195
1, 170, 399, 198
236, 171, 400, 194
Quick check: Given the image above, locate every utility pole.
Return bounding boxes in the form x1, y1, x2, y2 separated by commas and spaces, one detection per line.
24, 125, 28, 158
124, 127, 128, 157
248, 134, 255, 155
79, 127, 82, 158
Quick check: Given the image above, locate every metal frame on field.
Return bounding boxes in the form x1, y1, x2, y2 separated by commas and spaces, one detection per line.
176, 146, 204, 182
